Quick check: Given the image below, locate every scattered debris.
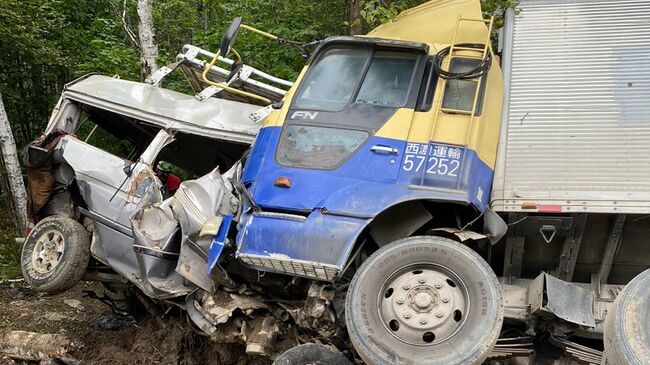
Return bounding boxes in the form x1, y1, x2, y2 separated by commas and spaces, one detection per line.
95, 313, 135, 331
63, 299, 82, 310
7, 286, 43, 301
0, 331, 78, 362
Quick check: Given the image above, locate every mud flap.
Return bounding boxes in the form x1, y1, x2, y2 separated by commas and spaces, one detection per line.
528, 273, 596, 327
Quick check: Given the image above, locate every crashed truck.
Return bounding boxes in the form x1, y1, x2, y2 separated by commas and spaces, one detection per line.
20, 0, 650, 364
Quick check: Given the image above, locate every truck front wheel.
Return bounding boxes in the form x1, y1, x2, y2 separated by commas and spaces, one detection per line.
345, 236, 503, 365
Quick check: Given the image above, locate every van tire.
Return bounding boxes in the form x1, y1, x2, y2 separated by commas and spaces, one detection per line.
272, 344, 351, 365
345, 236, 503, 365
21, 216, 90, 294
604, 269, 650, 365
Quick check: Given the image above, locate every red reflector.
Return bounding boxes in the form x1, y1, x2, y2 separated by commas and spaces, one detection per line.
274, 177, 292, 188
521, 202, 538, 210
538, 205, 562, 213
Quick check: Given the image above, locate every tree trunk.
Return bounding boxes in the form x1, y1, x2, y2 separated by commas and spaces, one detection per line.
136, 0, 159, 81
348, 0, 364, 35
0, 92, 27, 231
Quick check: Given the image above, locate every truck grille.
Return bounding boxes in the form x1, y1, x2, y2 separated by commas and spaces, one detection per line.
238, 253, 339, 281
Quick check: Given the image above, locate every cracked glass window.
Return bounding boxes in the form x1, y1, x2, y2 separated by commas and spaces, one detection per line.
356, 51, 416, 107
277, 125, 368, 169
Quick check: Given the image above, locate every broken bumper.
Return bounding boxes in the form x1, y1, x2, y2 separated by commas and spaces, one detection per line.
235, 209, 369, 281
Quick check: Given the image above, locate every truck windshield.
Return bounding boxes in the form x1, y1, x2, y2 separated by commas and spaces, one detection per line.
293, 47, 417, 111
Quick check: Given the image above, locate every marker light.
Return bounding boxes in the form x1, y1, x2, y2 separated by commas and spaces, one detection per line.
274, 177, 292, 188
521, 202, 538, 210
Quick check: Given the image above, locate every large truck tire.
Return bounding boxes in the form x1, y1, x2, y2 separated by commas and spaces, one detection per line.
345, 236, 503, 365
21, 216, 90, 294
272, 343, 351, 365
604, 269, 650, 365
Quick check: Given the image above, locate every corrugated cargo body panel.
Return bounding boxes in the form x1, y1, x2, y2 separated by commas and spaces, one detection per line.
492, 0, 650, 213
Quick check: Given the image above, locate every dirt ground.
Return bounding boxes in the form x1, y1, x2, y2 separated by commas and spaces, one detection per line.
0, 280, 268, 365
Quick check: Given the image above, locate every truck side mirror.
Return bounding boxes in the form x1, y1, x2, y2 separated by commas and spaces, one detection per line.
220, 17, 242, 58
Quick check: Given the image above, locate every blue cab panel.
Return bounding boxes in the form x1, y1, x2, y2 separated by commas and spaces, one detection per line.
233, 126, 495, 280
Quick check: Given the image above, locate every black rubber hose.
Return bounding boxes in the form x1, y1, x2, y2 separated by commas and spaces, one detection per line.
433, 43, 492, 80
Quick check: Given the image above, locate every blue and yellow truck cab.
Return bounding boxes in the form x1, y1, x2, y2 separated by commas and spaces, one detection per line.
233, 0, 504, 282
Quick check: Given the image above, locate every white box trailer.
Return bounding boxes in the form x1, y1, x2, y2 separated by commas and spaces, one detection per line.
487, 5, 650, 362
492, 0, 650, 214
483, 0, 650, 348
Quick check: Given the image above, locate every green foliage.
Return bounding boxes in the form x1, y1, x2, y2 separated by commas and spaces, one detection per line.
0, 0, 349, 148
0, 0, 516, 151
153, 0, 347, 81
0, 0, 139, 147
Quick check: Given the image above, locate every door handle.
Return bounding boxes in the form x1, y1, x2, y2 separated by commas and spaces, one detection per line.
370, 145, 399, 155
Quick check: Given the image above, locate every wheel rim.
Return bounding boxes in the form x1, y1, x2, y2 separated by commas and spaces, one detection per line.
31, 229, 65, 274
378, 263, 469, 346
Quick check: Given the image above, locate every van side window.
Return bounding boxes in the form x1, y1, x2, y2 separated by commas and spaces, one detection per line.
416, 58, 438, 112
77, 115, 138, 161
441, 58, 487, 115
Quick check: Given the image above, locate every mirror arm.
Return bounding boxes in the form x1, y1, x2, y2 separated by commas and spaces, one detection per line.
240, 24, 278, 41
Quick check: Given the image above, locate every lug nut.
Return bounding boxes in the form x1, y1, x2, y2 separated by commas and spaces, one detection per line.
434, 282, 443, 289
442, 297, 449, 303
404, 313, 412, 319
403, 283, 411, 290
420, 319, 428, 324
396, 298, 404, 305
436, 312, 444, 318
418, 277, 426, 284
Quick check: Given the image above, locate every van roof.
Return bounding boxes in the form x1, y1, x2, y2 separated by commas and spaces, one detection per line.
63, 74, 262, 144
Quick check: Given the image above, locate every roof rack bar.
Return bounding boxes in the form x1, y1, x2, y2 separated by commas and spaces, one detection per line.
182, 44, 294, 88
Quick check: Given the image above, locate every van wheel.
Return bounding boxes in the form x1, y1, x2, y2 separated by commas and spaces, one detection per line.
21, 216, 90, 294
272, 344, 351, 365
604, 269, 650, 365
345, 236, 503, 365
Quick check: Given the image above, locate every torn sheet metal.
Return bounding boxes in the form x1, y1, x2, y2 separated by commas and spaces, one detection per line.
280, 282, 338, 337
430, 227, 488, 242
171, 168, 236, 240
170, 169, 237, 289
187, 289, 286, 357
177, 236, 215, 292
130, 198, 196, 298
201, 290, 267, 325
131, 199, 177, 251
199, 216, 224, 237
483, 207, 508, 244
529, 273, 596, 327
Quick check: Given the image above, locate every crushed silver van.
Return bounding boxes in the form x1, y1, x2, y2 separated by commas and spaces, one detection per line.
21, 72, 273, 298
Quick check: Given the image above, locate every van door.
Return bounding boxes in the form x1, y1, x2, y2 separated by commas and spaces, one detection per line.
61, 129, 173, 227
